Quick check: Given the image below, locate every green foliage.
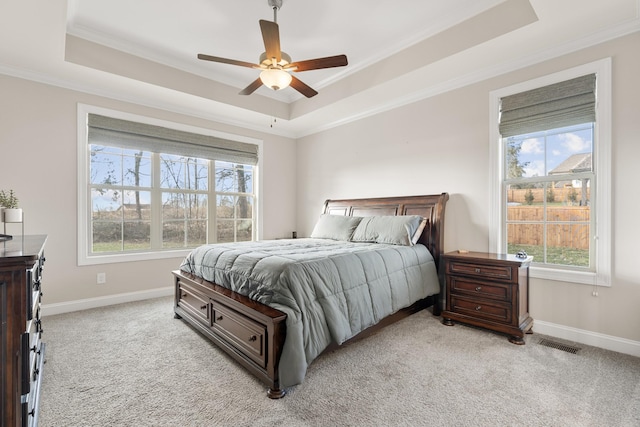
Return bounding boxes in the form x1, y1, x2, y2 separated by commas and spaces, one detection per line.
506, 138, 530, 182
0, 189, 19, 208
524, 189, 535, 205
567, 187, 578, 204
546, 187, 555, 203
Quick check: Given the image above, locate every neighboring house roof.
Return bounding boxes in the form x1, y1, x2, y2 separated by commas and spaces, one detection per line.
549, 153, 592, 175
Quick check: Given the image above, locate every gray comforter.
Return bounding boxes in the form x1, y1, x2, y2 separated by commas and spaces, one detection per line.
180, 238, 440, 387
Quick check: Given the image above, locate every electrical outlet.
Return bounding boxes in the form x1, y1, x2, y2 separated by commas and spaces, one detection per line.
97, 272, 106, 284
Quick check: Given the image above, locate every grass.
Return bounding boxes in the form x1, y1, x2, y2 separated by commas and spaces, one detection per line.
508, 244, 589, 267
92, 240, 194, 252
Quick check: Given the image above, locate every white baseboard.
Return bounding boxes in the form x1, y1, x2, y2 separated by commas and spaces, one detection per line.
41, 286, 174, 317
534, 320, 640, 358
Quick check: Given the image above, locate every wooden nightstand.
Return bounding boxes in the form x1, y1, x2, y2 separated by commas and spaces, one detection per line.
441, 251, 533, 344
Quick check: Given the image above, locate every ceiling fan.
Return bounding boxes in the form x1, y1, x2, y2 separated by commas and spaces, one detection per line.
197, 0, 348, 98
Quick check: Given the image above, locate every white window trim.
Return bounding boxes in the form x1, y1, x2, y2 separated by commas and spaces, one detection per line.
77, 104, 264, 266
489, 58, 611, 286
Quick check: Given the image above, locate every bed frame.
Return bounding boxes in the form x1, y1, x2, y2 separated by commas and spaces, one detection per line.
173, 193, 448, 398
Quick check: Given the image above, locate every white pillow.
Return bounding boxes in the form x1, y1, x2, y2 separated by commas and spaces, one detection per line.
351, 215, 424, 246
310, 214, 363, 241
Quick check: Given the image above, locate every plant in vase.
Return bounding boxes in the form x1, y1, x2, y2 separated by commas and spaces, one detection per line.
0, 190, 22, 222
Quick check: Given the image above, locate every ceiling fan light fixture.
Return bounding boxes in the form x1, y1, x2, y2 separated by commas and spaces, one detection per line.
260, 68, 292, 91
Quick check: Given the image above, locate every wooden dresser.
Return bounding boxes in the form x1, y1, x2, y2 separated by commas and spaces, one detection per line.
1, 235, 46, 427
441, 251, 533, 344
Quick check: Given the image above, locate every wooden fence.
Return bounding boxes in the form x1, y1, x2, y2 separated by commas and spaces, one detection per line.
507, 205, 590, 249
507, 187, 590, 205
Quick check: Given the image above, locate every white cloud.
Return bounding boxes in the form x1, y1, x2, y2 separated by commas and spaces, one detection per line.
524, 160, 545, 177
560, 133, 590, 153
521, 138, 544, 154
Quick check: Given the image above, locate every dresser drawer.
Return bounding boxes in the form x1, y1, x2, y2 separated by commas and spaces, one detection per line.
177, 282, 210, 323
447, 260, 515, 282
211, 301, 266, 368
449, 277, 511, 302
22, 342, 45, 427
450, 295, 512, 324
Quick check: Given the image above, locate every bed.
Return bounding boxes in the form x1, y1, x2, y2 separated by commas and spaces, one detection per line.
173, 193, 448, 398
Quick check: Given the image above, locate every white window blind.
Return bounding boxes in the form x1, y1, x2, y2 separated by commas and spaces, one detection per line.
87, 114, 258, 165
499, 74, 596, 137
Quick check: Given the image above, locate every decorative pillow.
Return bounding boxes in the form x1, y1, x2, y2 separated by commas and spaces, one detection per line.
310, 214, 363, 241
351, 215, 424, 246
412, 218, 428, 245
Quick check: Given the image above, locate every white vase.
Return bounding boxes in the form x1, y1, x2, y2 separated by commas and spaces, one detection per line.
4, 208, 23, 223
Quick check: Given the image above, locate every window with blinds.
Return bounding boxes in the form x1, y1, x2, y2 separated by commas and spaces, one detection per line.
82, 111, 259, 260
490, 59, 611, 286
499, 74, 596, 270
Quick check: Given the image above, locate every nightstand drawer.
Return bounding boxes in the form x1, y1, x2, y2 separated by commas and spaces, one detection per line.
449, 277, 511, 302
448, 261, 514, 281
450, 295, 511, 324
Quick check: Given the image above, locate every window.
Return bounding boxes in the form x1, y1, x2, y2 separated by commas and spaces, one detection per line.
78, 106, 262, 265
489, 59, 611, 286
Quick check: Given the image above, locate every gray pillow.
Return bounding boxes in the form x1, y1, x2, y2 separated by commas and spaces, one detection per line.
351, 215, 424, 246
310, 214, 363, 241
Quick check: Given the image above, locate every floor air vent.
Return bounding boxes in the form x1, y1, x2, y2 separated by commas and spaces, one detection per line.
538, 338, 581, 354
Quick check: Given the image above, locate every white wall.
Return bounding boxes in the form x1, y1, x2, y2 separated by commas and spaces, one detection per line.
296, 32, 640, 346
1, 30, 637, 353
0, 76, 297, 307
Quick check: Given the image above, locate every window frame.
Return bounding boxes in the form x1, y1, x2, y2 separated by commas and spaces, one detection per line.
77, 104, 263, 266
489, 58, 611, 286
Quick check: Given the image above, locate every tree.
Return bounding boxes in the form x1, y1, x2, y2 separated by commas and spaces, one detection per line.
525, 189, 535, 205
546, 187, 555, 203
506, 138, 530, 188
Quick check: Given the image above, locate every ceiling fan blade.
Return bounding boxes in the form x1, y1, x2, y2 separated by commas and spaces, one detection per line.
289, 75, 318, 98
197, 54, 259, 69
239, 78, 264, 95
259, 20, 281, 63
286, 54, 348, 72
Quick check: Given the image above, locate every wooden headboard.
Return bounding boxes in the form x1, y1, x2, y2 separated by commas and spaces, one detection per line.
322, 193, 449, 266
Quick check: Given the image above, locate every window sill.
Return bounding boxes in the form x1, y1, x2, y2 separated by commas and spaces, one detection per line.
530, 265, 610, 287
78, 248, 191, 266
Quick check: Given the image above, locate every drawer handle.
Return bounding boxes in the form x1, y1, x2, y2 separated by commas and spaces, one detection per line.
475, 286, 482, 291
475, 305, 482, 311
181, 292, 188, 299
248, 335, 257, 342
216, 315, 223, 321
475, 268, 481, 273
200, 304, 207, 310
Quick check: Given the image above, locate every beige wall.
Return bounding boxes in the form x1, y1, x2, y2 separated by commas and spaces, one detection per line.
296, 32, 640, 343
1, 31, 637, 348
0, 76, 297, 305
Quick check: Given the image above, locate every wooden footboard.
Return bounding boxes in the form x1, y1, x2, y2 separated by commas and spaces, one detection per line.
173, 193, 448, 398
173, 270, 287, 398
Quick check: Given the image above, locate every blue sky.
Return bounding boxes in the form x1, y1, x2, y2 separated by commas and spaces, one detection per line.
511, 124, 593, 178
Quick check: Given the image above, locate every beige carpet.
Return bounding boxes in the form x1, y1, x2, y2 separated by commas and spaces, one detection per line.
39, 297, 640, 426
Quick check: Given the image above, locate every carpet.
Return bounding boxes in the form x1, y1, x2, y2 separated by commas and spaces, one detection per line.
39, 297, 640, 426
